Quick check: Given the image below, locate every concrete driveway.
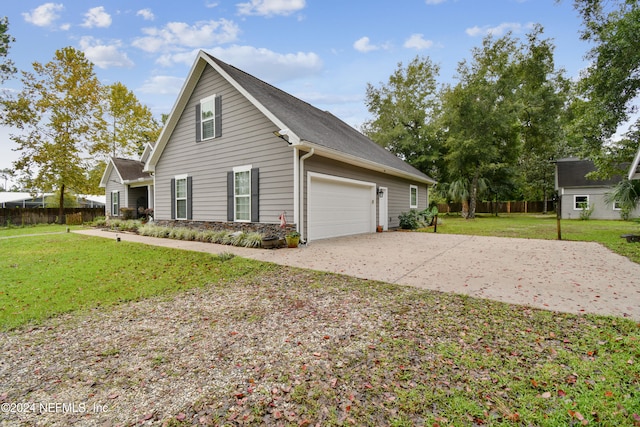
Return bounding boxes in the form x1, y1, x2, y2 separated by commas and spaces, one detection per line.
76, 229, 640, 320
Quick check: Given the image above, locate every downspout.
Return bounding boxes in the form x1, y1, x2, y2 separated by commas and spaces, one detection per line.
298, 148, 314, 243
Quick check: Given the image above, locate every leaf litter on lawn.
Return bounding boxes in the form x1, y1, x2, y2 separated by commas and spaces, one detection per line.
0, 264, 638, 426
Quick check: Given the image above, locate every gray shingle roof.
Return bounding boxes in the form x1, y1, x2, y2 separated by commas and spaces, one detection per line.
556, 158, 620, 188
112, 157, 149, 182
206, 53, 435, 183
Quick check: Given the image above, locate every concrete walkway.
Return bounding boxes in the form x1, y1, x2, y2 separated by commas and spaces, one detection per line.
75, 229, 640, 320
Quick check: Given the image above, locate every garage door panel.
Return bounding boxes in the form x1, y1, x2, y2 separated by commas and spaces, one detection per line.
308, 174, 375, 241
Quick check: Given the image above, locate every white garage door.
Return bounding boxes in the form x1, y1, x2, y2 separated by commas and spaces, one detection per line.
308, 172, 376, 241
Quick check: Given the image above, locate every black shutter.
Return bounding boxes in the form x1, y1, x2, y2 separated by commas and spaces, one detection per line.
227, 171, 234, 221
214, 95, 222, 138
170, 178, 176, 219
187, 176, 193, 220
251, 168, 259, 222
195, 103, 202, 142
117, 191, 120, 216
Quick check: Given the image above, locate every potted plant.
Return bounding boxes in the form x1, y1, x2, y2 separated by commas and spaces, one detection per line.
285, 231, 300, 248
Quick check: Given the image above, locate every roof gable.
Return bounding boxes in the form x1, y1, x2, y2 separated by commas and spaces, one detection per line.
146, 50, 435, 184
100, 157, 150, 187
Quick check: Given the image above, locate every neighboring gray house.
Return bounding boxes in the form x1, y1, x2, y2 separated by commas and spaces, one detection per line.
555, 157, 639, 219
100, 145, 154, 218
132, 51, 435, 242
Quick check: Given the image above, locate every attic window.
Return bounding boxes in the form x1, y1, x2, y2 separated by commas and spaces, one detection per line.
196, 95, 222, 141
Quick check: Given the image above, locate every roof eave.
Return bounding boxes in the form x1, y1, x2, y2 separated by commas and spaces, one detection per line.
297, 141, 436, 185
99, 158, 123, 188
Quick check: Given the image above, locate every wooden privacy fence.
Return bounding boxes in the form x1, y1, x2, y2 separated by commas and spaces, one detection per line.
0, 208, 105, 226
438, 201, 555, 214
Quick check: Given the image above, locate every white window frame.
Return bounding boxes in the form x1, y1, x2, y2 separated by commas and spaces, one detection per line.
573, 195, 589, 210
200, 95, 216, 141
175, 174, 188, 220
410, 185, 418, 209
233, 165, 252, 222
613, 200, 622, 211
111, 191, 119, 216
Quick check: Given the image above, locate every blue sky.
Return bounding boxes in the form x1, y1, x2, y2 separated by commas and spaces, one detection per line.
1, 0, 591, 181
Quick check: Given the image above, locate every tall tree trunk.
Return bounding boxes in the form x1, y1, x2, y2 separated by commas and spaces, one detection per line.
468, 172, 479, 219
58, 183, 65, 224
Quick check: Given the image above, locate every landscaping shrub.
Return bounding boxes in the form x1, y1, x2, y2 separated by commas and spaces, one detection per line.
399, 206, 440, 229
135, 224, 264, 248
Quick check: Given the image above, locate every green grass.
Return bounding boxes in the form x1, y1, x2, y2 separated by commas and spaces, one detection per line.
0, 233, 258, 330
0, 223, 83, 237
431, 213, 640, 263
1, 221, 639, 426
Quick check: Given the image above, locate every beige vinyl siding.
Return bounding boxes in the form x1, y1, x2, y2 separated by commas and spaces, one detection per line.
303, 155, 428, 233
155, 64, 294, 222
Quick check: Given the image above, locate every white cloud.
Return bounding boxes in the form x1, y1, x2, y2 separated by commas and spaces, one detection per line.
425, 0, 446, 4
466, 22, 536, 37
81, 6, 112, 28
132, 19, 240, 53
138, 76, 185, 95
353, 36, 379, 53
237, 0, 305, 16
79, 36, 134, 69
136, 9, 155, 21
404, 34, 434, 50
157, 45, 322, 83
22, 3, 63, 27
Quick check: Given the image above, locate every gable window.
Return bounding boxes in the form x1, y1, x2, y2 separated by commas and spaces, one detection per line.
574, 195, 589, 210
410, 185, 418, 208
171, 175, 192, 220
111, 191, 119, 216
196, 95, 222, 141
234, 166, 251, 222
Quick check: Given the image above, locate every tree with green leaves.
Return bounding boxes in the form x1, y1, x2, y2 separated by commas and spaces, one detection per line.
0, 47, 106, 223
98, 82, 161, 158
362, 56, 445, 180
570, 0, 640, 175
516, 25, 573, 208
441, 34, 523, 218
0, 16, 16, 85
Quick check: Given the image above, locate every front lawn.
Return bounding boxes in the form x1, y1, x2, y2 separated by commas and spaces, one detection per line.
0, 232, 638, 426
0, 232, 256, 329
431, 213, 640, 264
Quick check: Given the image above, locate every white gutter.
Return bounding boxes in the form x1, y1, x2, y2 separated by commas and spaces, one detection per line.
298, 148, 314, 242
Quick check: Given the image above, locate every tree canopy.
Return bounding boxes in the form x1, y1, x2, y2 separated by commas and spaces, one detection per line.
362, 56, 444, 181
99, 82, 160, 159
0, 16, 16, 85
1, 47, 105, 221
571, 0, 640, 175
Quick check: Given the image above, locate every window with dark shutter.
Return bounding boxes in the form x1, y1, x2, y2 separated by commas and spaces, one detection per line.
227, 166, 259, 222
